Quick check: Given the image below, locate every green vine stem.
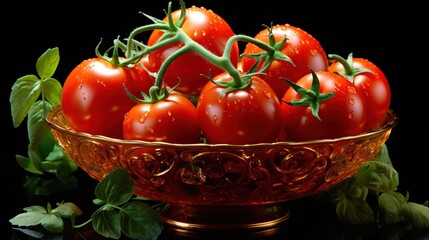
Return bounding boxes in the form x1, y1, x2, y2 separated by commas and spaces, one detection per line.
106, 0, 293, 102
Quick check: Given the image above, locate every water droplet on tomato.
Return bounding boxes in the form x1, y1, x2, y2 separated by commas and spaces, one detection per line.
264, 91, 272, 98
347, 86, 356, 94
310, 49, 318, 56
349, 98, 355, 105
348, 112, 353, 119
294, 47, 299, 54
96, 79, 106, 87
213, 115, 218, 123
138, 111, 149, 123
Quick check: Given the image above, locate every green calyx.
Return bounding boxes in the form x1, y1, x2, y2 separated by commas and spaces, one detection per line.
328, 53, 374, 83
240, 23, 294, 74
282, 69, 335, 120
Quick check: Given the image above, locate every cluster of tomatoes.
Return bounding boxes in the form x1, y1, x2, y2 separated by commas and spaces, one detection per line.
60, 2, 391, 145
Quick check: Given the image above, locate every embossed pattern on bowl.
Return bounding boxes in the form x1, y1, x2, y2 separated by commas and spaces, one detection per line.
46, 106, 397, 206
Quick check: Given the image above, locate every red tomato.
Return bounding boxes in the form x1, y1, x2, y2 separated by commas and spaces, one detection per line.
139, 54, 155, 73
61, 58, 154, 139
197, 72, 282, 144
241, 24, 329, 100
147, 6, 240, 96
328, 54, 391, 131
122, 94, 201, 143
281, 71, 367, 141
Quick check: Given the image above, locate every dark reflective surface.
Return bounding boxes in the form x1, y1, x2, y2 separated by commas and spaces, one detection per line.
7, 169, 429, 240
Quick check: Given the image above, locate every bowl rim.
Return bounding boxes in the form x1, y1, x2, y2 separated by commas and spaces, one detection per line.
45, 105, 398, 148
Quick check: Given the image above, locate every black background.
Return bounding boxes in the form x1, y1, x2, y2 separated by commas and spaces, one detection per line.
3, 0, 427, 238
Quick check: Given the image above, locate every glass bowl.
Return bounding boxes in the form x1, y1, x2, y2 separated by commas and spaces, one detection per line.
45, 105, 398, 233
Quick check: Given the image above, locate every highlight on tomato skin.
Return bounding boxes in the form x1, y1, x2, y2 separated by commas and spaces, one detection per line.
197, 72, 283, 144
122, 94, 202, 144
61, 58, 154, 139
241, 23, 329, 100
280, 70, 367, 142
147, 5, 240, 96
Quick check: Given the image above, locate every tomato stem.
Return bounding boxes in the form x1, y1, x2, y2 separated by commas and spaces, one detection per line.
281, 69, 335, 121
328, 53, 374, 83
100, 0, 295, 101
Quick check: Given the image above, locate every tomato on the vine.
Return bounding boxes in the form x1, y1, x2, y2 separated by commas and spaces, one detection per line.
281, 70, 367, 141
122, 93, 201, 143
61, 58, 154, 139
328, 53, 391, 132
147, 5, 240, 96
241, 24, 329, 100
197, 72, 282, 144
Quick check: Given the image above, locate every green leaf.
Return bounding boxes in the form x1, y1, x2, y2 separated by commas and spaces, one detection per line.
92, 208, 122, 239
45, 144, 68, 161
27, 100, 53, 153
54, 158, 79, 183
10, 74, 41, 127
342, 177, 369, 200
336, 196, 374, 224
120, 201, 163, 240
95, 168, 134, 205
9, 211, 47, 227
355, 160, 399, 193
10, 47, 61, 129
36, 47, 60, 79
42, 77, 62, 106
23, 205, 48, 213
403, 202, 429, 229
9, 205, 49, 228
40, 213, 64, 233
93, 198, 106, 206
375, 144, 393, 165
378, 191, 406, 225
16, 154, 43, 174
53, 202, 83, 218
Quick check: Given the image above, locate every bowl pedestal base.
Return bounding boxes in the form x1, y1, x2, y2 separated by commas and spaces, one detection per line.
161, 203, 290, 237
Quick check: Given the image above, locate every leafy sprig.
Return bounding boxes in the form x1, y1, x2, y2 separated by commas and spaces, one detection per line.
319, 144, 429, 229
10, 168, 163, 240
9, 47, 78, 194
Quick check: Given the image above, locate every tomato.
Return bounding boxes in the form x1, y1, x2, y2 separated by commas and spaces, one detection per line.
328, 53, 391, 132
281, 70, 367, 141
61, 58, 154, 139
122, 94, 201, 143
241, 24, 329, 100
197, 72, 282, 144
147, 6, 240, 96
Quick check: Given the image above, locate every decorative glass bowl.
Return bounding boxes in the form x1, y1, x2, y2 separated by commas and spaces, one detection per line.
45, 105, 397, 233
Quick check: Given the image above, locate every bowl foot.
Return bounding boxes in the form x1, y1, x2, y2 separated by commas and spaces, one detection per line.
161, 203, 289, 237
